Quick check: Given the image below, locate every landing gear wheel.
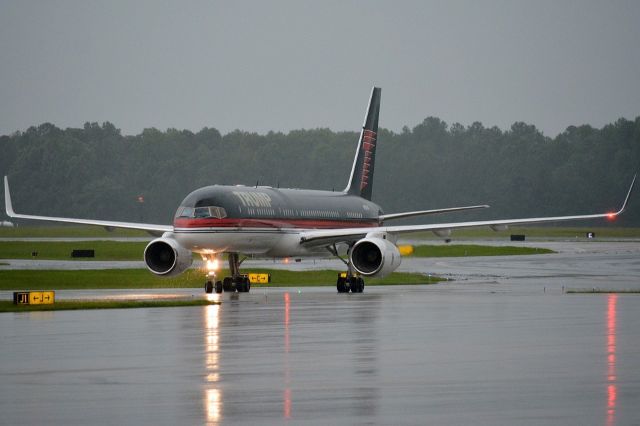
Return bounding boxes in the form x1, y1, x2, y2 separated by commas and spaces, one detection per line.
214, 280, 223, 294
337, 274, 364, 293
351, 277, 364, 293
346, 277, 356, 293
234, 275, 251, 293
205, 281, 214, 294
236, 277, 246, 292
337, 276, 348, 293
223, 277, 233, 292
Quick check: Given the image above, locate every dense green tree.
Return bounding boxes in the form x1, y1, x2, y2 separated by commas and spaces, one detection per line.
1, 117, 638, 225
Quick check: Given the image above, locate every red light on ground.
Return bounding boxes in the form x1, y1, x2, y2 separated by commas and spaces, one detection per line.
137, 195, 145, 203
606, 294, 617, 426
607, 213, 616, 221
608, 384, 617, 407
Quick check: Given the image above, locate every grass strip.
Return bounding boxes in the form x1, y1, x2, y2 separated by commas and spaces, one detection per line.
409, 244, 554, 257
0, 268, 440, 291
238, 269, 441, 287
0, 241, 147, 261
0, 241, 553, 261
0, 299, 218, 313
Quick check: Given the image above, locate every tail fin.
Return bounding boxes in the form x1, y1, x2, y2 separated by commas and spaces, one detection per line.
344, 86, 381, 200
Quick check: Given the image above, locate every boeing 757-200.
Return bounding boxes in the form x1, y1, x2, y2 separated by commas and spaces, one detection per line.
4, 87, 636, 293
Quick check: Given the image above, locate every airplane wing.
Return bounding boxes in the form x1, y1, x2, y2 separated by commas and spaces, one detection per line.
379, 204, 489, 221
4, 176, 173, 234
300, 174, 636, 247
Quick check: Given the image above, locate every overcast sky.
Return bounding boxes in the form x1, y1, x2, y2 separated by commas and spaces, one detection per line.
1, 0, 639, 137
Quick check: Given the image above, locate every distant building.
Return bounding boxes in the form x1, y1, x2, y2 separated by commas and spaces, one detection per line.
1, 220, 14, 227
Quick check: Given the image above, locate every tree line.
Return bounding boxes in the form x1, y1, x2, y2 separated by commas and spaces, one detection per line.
1, 116, 639, 226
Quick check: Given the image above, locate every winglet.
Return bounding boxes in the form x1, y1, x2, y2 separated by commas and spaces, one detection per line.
4, 176, 15, 217
615, 173, 636, 215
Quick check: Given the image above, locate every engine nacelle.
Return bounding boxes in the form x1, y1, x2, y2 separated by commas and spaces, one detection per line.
350, 237, 402, 278
144, 237, 193, 277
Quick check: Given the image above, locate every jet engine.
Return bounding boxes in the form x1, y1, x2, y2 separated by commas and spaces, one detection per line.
350, 237, 401, 278
144, 237, 193, 277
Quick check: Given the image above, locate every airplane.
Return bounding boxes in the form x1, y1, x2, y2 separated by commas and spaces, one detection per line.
3, 87, 636, 294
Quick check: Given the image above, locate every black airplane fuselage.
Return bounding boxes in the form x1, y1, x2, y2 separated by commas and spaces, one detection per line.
173, 185, 384, 230
170, 185, 384, 257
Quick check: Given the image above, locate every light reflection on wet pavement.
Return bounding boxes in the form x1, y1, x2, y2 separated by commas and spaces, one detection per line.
1, 242, 640, 425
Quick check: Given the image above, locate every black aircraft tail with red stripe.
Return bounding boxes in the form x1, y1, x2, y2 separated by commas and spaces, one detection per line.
344, 87, 381, 201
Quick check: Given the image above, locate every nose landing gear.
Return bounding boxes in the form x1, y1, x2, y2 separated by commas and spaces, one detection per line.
203, 252, 251, 294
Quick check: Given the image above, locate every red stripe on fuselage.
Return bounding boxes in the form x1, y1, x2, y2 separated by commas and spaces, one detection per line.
173, 217, 379, 229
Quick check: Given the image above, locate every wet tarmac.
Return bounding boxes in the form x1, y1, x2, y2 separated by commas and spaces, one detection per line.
1, 241, 640, 425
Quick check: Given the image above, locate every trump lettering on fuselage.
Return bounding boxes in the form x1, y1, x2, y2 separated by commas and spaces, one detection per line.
233, 191, 272, 208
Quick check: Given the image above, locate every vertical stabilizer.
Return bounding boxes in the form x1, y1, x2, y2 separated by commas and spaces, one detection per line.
344, 86, 381, 200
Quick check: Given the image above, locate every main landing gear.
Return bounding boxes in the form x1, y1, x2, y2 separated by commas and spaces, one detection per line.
204, 252, 251, 294
328, 244, 365, 294
336, 273, 365, 293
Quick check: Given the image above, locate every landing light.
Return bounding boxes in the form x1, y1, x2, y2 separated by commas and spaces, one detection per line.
206, 259, 220, 271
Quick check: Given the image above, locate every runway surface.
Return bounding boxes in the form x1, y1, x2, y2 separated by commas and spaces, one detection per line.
2, 241, 640, 425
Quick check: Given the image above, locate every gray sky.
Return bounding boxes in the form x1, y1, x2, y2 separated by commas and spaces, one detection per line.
1, 0, 639, 137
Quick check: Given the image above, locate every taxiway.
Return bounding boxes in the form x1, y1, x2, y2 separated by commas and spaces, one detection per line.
1, 240, 640, 425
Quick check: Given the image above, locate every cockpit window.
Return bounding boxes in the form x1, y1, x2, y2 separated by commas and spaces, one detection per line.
194, 207, 210, 218
176, 206, 227, 219
214, 207, 227, 219
176, 207, 194, 218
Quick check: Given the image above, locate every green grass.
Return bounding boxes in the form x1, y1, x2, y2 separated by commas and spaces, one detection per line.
409, 244, 554, 257
0, 299, 219, 313
241, 269, 440, 287
0, 225, 148, 238
0, 241, 148, 261
0, 269, 203, 290
0, 241, 553, 261
0, 268, 439, 291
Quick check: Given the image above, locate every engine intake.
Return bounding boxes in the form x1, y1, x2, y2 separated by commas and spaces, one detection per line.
144, 237, 193, 277
350, 237, 401, 278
